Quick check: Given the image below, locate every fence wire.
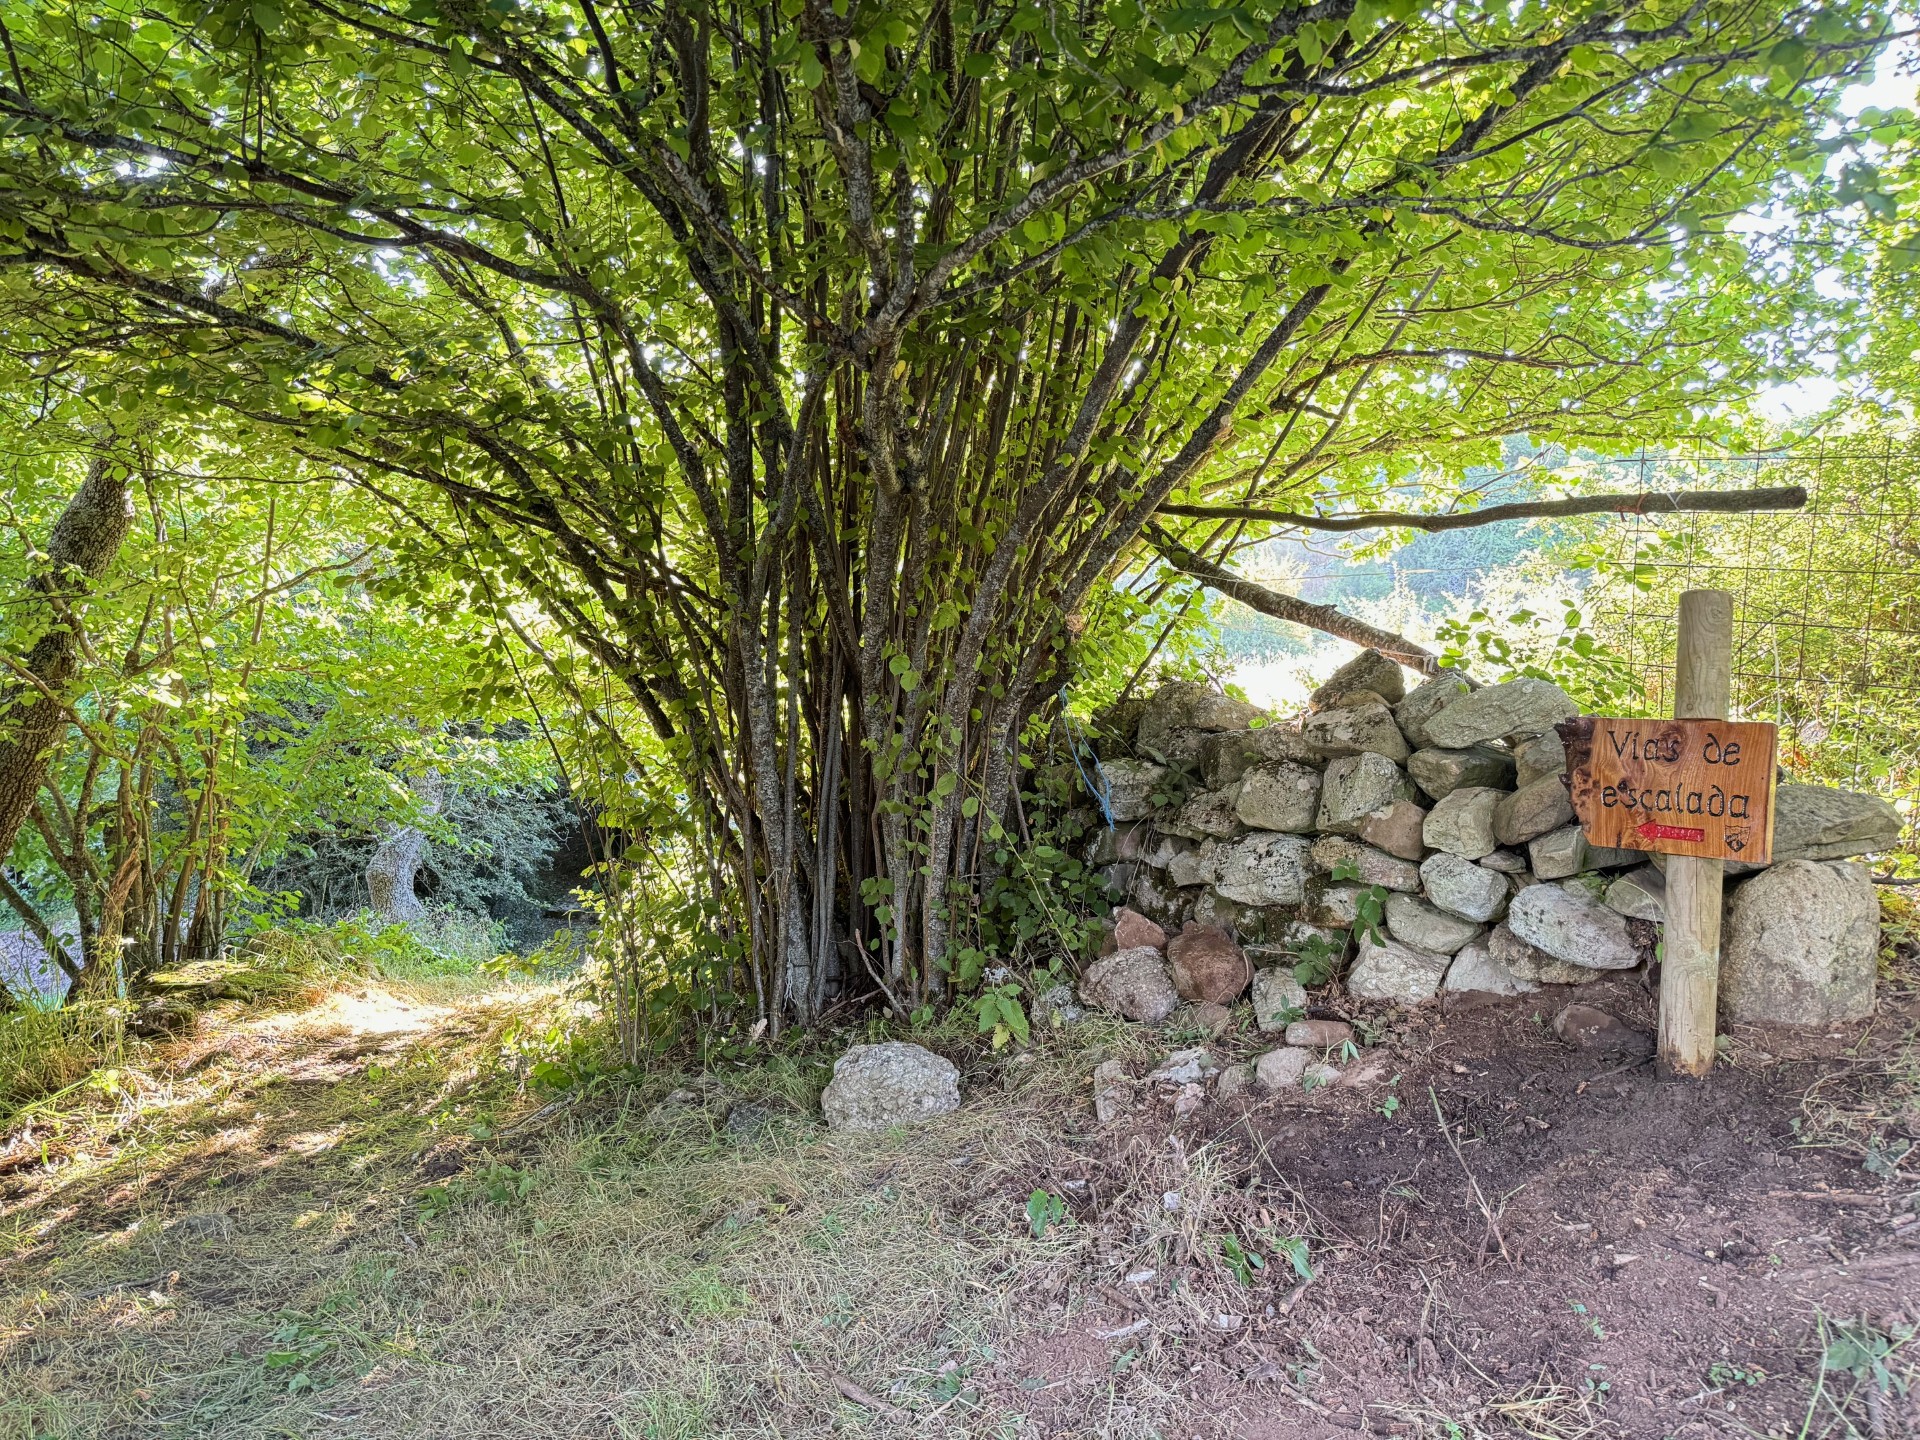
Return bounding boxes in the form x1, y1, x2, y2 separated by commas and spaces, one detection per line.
1229, 441, 1919, 855
1585, 443, 1919, 838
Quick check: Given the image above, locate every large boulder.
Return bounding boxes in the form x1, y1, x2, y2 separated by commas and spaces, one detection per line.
1302, 702, 1410, 763
1099, 758, 1168, 823
1384, 893, 1484, 955
1359, 799, 1429, 861
1167, 922, 1252, 1003
1310, 649, 1409, 709
1347, 934, 1451, 1004
1201, 725, 1319, 788
1393, 674, 1472, 750
1408, 745, 1516, 801
1212, 832, 1313, 906
1317, 752, 1416, 834
1506, 884, 1639, 970
1308, 835, 1422, 892
1423, 678, 1577, 748
1443, 940, 1538, 996
1770, 784, 1904, 863
1252, 966, 1309, 1031
1136, 682, 1264, 758
1233, 762, 1324, 833
1420, 852, 1510, 924
1493, 776, 1576, 847
1721, 861, 1879, 1026
1423, 786, 1502, 859
822, 1043, 962, 1132
1080, 946, 1181, 1023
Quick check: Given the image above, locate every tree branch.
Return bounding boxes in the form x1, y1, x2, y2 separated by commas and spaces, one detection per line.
1146, 524, 1460, 681
1158, 484, 1809, 533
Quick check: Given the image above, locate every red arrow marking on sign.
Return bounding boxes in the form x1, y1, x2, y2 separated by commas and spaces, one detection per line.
1637, 820, 1706, 843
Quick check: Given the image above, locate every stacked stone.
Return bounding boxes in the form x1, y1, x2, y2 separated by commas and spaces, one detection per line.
1082, 653, 1903, 1027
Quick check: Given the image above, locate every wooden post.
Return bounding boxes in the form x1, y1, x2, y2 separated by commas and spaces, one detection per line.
1657, 590, 1733, 1078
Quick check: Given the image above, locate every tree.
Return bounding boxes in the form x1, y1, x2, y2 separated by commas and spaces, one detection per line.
0, 0, 1891, 1022
0, 449, 134, 875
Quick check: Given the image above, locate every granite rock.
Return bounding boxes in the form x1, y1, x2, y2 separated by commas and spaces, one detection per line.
1408, 745, 1517, 801
1506, 884, 1638, 969
1493, 776, 1576, 847
1359, 799, 1429, 861
1420, 852, 1511, 924
1513, 730, 1567, 788
1080, 946, 1181, 1023
1302, 702, 1410, 763
1233, 762, 1324, 834
1423, 785, 1502, 858
1310, 649, 1409, 709
1317, 753, 1416, 834
1722, 860, 1879, 1025
1201, 725, 1320, 788
1393, 675, 1472, 750
1167, 922, 1253, 1004
1252, 966, 1309, 1031
1384, 893, 1484, 955
1770, 784, 1905, 863
1424, 677, 1578, 747
822, 1043, 962, 1132
1212, 832, 1314, 907
1347, 934, 1452, 1004
1308, 835, 1423, 892
1100, 758, 1168, 823
1604, 865, 1667, 922
1443, 940, 1539, 996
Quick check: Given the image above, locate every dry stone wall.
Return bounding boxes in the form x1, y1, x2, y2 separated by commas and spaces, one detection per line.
1080, 659, 1904, 1028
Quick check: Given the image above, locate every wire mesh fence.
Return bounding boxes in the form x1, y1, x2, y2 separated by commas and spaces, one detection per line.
1217, 439, 1920, 859
1587, 442, 1919, 841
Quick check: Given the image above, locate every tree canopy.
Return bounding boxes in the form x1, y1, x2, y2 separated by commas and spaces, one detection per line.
0, 0, 1898, 1022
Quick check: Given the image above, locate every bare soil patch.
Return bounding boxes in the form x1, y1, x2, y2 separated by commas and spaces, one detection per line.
978, 974, 1920, 1438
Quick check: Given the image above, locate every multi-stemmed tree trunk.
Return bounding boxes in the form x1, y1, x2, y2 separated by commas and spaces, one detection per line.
0, 0, 1887, 1023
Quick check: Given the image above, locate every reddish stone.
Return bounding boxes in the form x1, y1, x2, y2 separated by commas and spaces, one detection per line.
1166, 922, 1252, 1004
1283, 1019, 1354, 1049
1360, 799, 1429, 861
1112, 906, 1168, 952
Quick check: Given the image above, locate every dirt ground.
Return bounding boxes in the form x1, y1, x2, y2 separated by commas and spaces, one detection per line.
1, 959, 1916, 1439
979, 970, 1920, 1438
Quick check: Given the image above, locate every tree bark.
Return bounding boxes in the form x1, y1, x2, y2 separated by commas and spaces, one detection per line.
0, 455, 135, 868
365, 768, 444, 922
1156, 484, 1809, 533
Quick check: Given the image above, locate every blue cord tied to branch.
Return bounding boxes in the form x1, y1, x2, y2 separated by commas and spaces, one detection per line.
1059, 687, 1114, 830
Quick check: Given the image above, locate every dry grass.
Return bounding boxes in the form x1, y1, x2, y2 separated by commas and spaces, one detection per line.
0, 981, 1134, 1440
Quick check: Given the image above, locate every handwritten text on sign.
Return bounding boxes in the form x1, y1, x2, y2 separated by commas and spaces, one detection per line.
1559, 716, 1778, 863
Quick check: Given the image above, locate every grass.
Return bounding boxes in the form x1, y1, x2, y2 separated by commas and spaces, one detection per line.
0, 1000, 125, 1114
0, 972, 1119, 1440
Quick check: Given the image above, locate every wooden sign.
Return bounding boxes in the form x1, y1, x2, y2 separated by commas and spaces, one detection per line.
1559, 716, 1778, 863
